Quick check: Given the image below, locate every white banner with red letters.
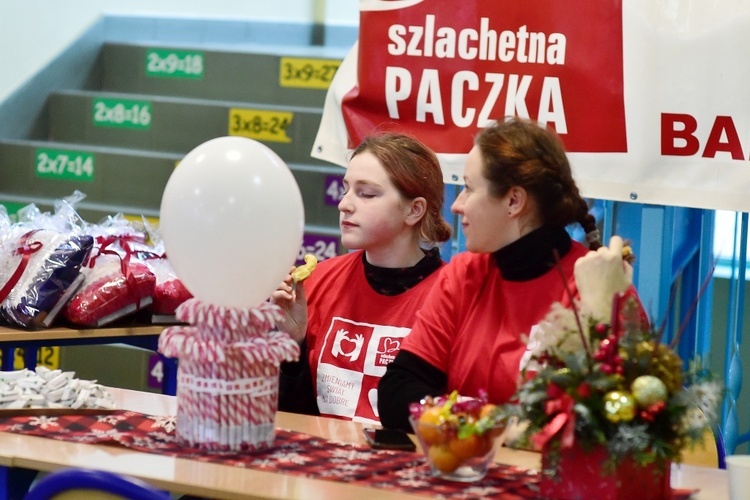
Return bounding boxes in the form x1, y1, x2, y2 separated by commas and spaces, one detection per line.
311, 0, 750, 212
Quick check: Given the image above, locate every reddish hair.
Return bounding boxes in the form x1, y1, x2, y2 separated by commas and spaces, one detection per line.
351, 133, 452, 245
475, 117, 601, 250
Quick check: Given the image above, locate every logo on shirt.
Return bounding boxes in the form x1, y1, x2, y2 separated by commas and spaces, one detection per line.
316, 318, 411, 422
375, 337, 401, 367
331, 328, 365, 362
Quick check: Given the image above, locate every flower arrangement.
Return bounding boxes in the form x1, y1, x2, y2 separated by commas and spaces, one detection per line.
503, 243, 723, 482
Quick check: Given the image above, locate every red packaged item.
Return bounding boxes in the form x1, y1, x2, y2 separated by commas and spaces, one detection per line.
64, 236, 156, 327
146, 257, 193, 319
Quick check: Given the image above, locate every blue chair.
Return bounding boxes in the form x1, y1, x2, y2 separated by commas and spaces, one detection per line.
716, 426, 728, 469
23, 468, 171, 500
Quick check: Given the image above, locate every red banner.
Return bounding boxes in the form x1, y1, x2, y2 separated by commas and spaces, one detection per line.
341, 0, 625, 154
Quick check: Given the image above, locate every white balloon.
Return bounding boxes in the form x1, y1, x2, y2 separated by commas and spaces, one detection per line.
160, 136, 304, 309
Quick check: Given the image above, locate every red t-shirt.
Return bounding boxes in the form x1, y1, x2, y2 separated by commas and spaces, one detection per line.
304, 250, 445, 424
401, 243, 590, 404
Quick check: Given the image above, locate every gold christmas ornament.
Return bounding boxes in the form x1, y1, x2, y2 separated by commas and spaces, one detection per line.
603, 391, 636, 423
631, 375, 668, 408
622, 341, 683, 394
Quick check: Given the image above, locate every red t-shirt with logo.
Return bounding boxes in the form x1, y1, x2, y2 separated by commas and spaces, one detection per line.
401, 243, 590, 404
304, 250, 444, 424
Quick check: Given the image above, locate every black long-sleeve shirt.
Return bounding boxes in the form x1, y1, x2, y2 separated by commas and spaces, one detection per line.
377, 350, 447, 431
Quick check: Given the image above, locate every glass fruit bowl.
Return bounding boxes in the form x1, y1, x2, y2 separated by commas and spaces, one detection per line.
408, 392, 505, 482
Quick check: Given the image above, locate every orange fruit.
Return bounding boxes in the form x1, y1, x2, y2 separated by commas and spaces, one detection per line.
417, 406, 450, 445
448, 433, 493, 460
428, 444, 462, 473
419, 405, 443, 425
479, 403, 497, 419
478, 403, 504, 438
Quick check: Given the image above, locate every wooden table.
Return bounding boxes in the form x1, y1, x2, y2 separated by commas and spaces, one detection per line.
0, 325, 177, 395
0, 388, 730, 499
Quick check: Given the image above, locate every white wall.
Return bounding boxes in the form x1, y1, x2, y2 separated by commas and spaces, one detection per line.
0, 0, 358, 102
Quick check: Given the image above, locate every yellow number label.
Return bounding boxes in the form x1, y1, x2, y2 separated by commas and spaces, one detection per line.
279, 57, 341, 90
3, 347, 61, 370
123, 214, 160, 246
228, 108, 292, 143
123, 214, 159, 228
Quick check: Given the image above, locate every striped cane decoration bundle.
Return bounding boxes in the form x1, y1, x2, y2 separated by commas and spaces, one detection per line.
158, 298, 299, 451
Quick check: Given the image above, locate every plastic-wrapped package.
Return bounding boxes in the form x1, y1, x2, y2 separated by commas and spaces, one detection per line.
137, 217, 192, 322
64, 239, 156, 328
0, 229, 93, 329
145, 257, 193, 321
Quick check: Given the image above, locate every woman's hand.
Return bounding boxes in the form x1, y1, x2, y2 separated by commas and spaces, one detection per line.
574, 235, 633, 322
270, 266, 309, 343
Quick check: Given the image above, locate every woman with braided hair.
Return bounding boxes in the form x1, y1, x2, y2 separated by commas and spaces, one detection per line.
378, 117, 643, 431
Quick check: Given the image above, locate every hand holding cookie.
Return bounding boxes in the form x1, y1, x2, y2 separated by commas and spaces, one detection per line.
291, 254, 318, 283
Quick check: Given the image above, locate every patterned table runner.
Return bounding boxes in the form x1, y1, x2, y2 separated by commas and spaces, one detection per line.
0, 410, 545, 498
